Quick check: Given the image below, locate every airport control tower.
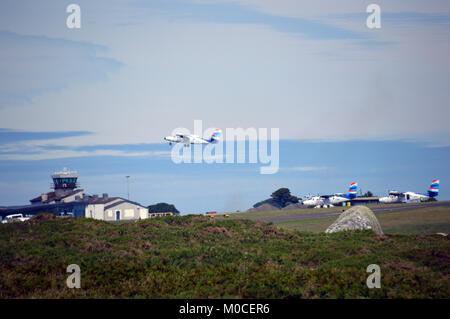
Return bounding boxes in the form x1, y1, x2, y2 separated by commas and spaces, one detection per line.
51, 168, 79, 196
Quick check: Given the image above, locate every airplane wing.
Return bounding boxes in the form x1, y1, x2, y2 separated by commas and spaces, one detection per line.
174, 133, 192, 144
185, 136, 194, 144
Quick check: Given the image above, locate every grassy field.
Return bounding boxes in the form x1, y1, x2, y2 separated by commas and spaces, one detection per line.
0, 213, 449, 298
221, 201, 449, 221
273, 206, 450, 234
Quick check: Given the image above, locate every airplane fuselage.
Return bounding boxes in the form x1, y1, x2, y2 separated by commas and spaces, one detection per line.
404, 192, 430, 202
329, 195, 351, 205
379, 180, 439, 204
303, 183, 357, 208
379, 192, 430, 204
164, 136, 183, 144
164, 135, 210, 146
378, 195, 403, 204
302, 196, 325, 207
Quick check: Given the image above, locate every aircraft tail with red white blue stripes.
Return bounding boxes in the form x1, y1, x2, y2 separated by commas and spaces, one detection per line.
347, 182, 358, 199
203, 129, 222, 144
427, 179, 439, 198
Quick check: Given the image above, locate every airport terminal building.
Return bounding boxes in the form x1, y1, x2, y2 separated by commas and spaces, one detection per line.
0, 169, 149, 221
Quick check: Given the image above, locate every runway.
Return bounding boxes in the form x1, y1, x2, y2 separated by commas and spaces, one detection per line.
263, 201, 450, 223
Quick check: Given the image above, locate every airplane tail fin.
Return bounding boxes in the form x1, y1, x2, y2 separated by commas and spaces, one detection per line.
209, 129, 222, 143
428, 179, 439, 197
347, 182, 358, 199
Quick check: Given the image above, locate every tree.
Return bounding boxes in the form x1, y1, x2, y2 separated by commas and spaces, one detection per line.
361, 191, 374, 197
148, 202, 180, 214
270, 188, 299, 208
252, 188, 299, 209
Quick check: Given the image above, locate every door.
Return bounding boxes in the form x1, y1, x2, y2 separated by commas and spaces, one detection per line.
116, 211, 120, 221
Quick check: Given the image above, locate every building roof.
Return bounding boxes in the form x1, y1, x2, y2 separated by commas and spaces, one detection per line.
104, 199, 147, 210
88, 197, 120, 205
352, 197, 380, 201
51, 168, 78, 179
30, 189, 84, 204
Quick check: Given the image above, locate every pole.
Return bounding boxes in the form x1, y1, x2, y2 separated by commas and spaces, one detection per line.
126, 176, 130, 200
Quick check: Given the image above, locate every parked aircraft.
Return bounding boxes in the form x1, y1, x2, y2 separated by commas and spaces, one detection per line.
379, 180, 439, 203
303, 182, 358, 208
164, 129, 222, 147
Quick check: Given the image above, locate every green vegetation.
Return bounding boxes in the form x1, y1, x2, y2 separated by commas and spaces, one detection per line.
227, 206, 337, 220
359, 191, 374, 197
148, 202, 179, 214
253, 188, 299, 208
273, 206, 450, 235
0, 213, 449, 298
252, 198, 280, 209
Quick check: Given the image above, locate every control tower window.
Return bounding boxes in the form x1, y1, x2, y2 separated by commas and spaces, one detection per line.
54, 178, 77, 184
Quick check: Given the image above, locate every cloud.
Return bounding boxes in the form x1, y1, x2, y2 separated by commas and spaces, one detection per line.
0, 144, 170, 161
0, 128, 92, 145
0, 1, 448, 148
137, 0, 366, 40
203, 0, 450, 18
0, 149, 164, 161
0, 31, 123, 108
0, 129, 171, 160
283, 166, 332, 172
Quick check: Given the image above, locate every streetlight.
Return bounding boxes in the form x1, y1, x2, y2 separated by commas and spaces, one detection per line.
126, 176, 130, 200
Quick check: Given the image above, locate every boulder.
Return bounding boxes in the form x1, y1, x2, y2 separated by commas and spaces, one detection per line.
325, 206, 383, 235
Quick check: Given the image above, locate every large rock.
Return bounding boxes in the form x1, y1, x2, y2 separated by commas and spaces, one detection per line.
325, 206, 383, 234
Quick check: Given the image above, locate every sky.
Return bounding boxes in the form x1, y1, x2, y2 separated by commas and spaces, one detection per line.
0, 1, 449, 213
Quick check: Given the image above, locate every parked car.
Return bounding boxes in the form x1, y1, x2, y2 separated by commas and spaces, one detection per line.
3, 213, 30, 223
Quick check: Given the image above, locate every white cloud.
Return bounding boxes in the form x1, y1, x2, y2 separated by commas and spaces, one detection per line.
283, 166, 331, 172
0, 0, 449, 147
198, 0, 450, 18
0, 31, 122, 107
0, 140, 170, 161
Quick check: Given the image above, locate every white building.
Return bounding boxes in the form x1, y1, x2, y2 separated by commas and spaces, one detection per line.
85, 195, 148, 221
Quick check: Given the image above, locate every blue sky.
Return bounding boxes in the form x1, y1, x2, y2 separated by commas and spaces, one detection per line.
0, 1, 449, 212
0, 130, 448, 212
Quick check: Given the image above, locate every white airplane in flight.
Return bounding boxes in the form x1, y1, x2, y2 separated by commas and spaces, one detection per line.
379, 180, 439, 204
164, 129, 222, 147
303, 182, 358, 208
